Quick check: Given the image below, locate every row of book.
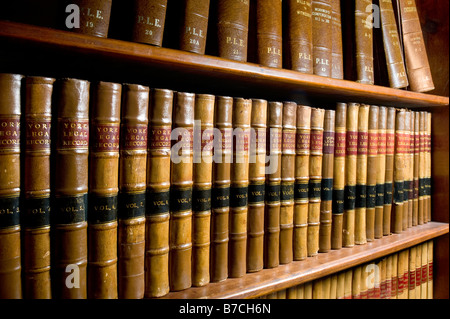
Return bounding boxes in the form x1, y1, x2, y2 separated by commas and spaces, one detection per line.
258, 240, 434, 299
0, 72, 432, 299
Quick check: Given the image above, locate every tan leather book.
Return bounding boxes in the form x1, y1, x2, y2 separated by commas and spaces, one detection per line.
399, 249, 409, 299
386, 254, 393, 299
229, 97, 251, 278
297, 283, 306, 299
280, 102, 296, 263
256, 0, 282, 68
360, 263, 369, 299
331, 103, 346, 250
180, 0, 210, 54
415, 243, 422, 298
293, 105, 311, 261
352, 266, 362, 299
285, 0, 313, 73
379, 258, 387, 298
402, 111, 411, 231
210, 96, 233, 283
379, 0, 409, 89
425, 113, 431, 223
331, 0, 344, 79
412, 111, 420, 226
392, 109, 406, 234
355, 0, 374, 84
344, 269, 353, 299
366, 106, 378, 242
64, 0, 112, 38
53, 78, 89, 299
145, 88, 172, 298
427, 240, 433, 299
217, 0, 250, 62
304, 281, 313, 299
264, 101, 282, 268
131, 0, 167, 46
247, 99, 267, 273
312, 279, 323, 299
330, 274, 337, 299
383, 107, 396, 235
319, 109, 335, 253
418, 111, 425, 225
192, 94, 215, 286
312, 0, 332, 77
398, 0, 435, 92
408, 246, 416, 299
374, 106, 386, 239
336, 272, 345, 299
391, 253, 398, 298
286, 286, 297, 299
118, 84, 149, 299
420, 242, 427, 298
23, 76, 54, 299
408, 111, 415, 228
0, 73, 23, 299
322, 276, 332, 299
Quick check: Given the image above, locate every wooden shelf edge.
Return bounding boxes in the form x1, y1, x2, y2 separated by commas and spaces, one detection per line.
0, 20, 449, 108
161, 222, 449, 299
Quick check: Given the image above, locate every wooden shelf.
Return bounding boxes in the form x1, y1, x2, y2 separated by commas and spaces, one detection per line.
0, 20, 448, 109
161, 222, 449, 299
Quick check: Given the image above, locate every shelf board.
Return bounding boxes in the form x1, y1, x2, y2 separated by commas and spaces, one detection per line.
161, 222, 448, 299
0, 21, 449, 108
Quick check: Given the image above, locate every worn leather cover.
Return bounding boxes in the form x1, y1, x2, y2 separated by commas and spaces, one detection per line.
408, 246, 416, 299
0, 73, 23, 299
402, 111, 411, 231
131, 0, 167, 46
392, 109, 406, 234
375, 106, 387, 239
145, 88, 172, 297
355, 0, 374, 84
312, 0, 332, 77
66, 0, 112, 38
118, 84, 148, 299
425, 113, 431, 223
180, 0, 210, 54
427, 240, 433, 298
408, 111, 415, 228
23, 76, 55, 299
418, 111, 425, 225
53, 78, 89, 299
331, 0, 344, 79
383, 107, 396, 235
256, 0, 282, 68
420, 242, 427, 298
412, 111, 419, 227
365, 105, 378, 242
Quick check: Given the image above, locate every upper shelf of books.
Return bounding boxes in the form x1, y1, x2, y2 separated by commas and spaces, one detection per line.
0, 20, 448, 109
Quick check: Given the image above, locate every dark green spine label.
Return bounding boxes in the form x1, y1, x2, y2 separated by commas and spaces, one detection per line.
281, 183, 294, 202
384, 182, 393, 205
321, 178, 333, 201
53, 194, 88, 224
393, 181, 404, 204
193, 188, 212, 212
171, 188, 192, 212
295, 181, 309, 201
0, 196, 20, 228
120, 192, 146, 218
212, 187, 230, 209
376, 184, 385, 207
230, 186, 248, 208
24, 197, 50, 228
266, 183, 281, 203
366, 185, 376, 208
332, 189, 345, 215
344, 185, 356, 210
89, 194, 118, 224
355, 184, 366, 209
146, 190, 170, 215
248, 183, 265, 204
308, 180, 321, 200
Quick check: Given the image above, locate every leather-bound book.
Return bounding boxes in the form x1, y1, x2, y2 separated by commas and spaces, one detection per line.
343, 269, 352, 299
256, 0, 283, 68
379, 0, 409, 89
379, 258, 387, 299
229, 97, 251, 277
312, 279, 323, 299
352, 266, 361, 299
391, 253, 398, 298
398, 249, 409, 299
145, 88, 172, 298
408, 246, 416, 299
319, 109, 335, 253
398, 0, 435, 92
427, 240, 433, 299
280, 102, 296, 263
420, 242, 427, 298
366, 105, 378, 242
331, 103, 346, 250
312, 0, 332, 77
355, 0, 374, 84
130, 0, 167, 46
412, 111, 419, 226
336, 272, 345, 299
383, 107, 396, 235
392, 109, 406, 234
264, 101, 282, 268
385, 255, 393, 299
192, 94, 215, 286
418, 111, 425, 225
53, 78, 89, 299
307, 108, 325, 256
210, 96, 233, 283
23, 76, 54, 299
425, 113, 431, 223
217, 0, 250, 62
247, 99, 267, 273
64, 0, 113, 38
285, 0, 313, 73
331, 0, 343, 79
374, 106, 386, 239
360, 264, 368, 299
180, 0, 210, 54
407, 111, 415, 228
0, 73, 23, 299
343, 103, 359, 248
402, 111, 411, 231
118, 84, 149, 299
415, 243, 421, 298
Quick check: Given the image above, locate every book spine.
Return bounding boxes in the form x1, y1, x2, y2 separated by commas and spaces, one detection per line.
180, 0, 210, 54
319, 110, 335, 253
355, 0, 374, 84
379, 0, 409, 89
408, 111, 415, 228
408, 246, 416, 299
192, 94, 215, 286
366, 105, 378, 242
360, 263, 369, 299
256, 0, 283, 68
392, 109, 406, 234
415, 241, 421, 298
386, 255, 393, 299
66, 0, 113, 38
426, 113, 431, 223
427, 240, 433, 299
331, 103, 346, 250
412, 111, 419, 226
53, 78, 90, 299
293, 105, 311, 260
264, 102, 282, 268
344, 269, 353, 299
418, 111, 425, 225
352, 266, 361, 299
420, 242, 427, 298
375, 106, 387, 239
383, 107, 395, 235
331, 0, 344, 79
0, 73, 23, 299
336, 272, 345, 299
398, 0, 435, 92
402, 111, 411, 231
131, 0, 167, 46
118, 84, 149, 299
247, 99, 267, 272
391, 253, 398, 298
210, 96, 233, 283
280, 102, 297, 263
312, 0, 332, 77
23, 76, 54, 299
145, 88, 172, 297
217, 0, 250, 62
380, 258, 387, 299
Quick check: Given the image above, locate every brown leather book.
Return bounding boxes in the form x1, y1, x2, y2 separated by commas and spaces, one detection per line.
391, 253, 398, 299
145, 88, 172, 298
0, 73, 23, 299
427, 240, 433, 299
23, 76, 54, 299
64, 0, 113, 38
425, 113, 431, 223
180, 0, 210, 54
415, 243, 421, 298
210, 96, 233, 283
407, 111, 415, 228
294, 105, 311, 260
285, 0, 313, 73
217, 0, 250, 62
392, 109, 406, 234
319, 109, 335, 253
366, 105, 378, 242
420, 242, 427, 298
280, 102, 296, 264
355, 0, 374, 84
229, 97, 251, 277
352, 265, 362, 299
398, 0, 435, 92
386, 255, 393, 299
256, 0, 283, 68
408, 246, 416, 299
264, 101, 282, 268
331, 0, 344, 79
130, 0, 167, 46
375, 106, 387, 239
192, 94, 215, 286
383, 107, 396, 235
379, 0, 409, 89
336, 271, 345, 299
418, 111, 425, 225
412, 111, 419, 226
53, 78, 89, 299
246, 99, 267, 273
401, 111, 411, 231
312, 0, 332, 77
118, 84, 149, 299
331, 103, 346, 250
